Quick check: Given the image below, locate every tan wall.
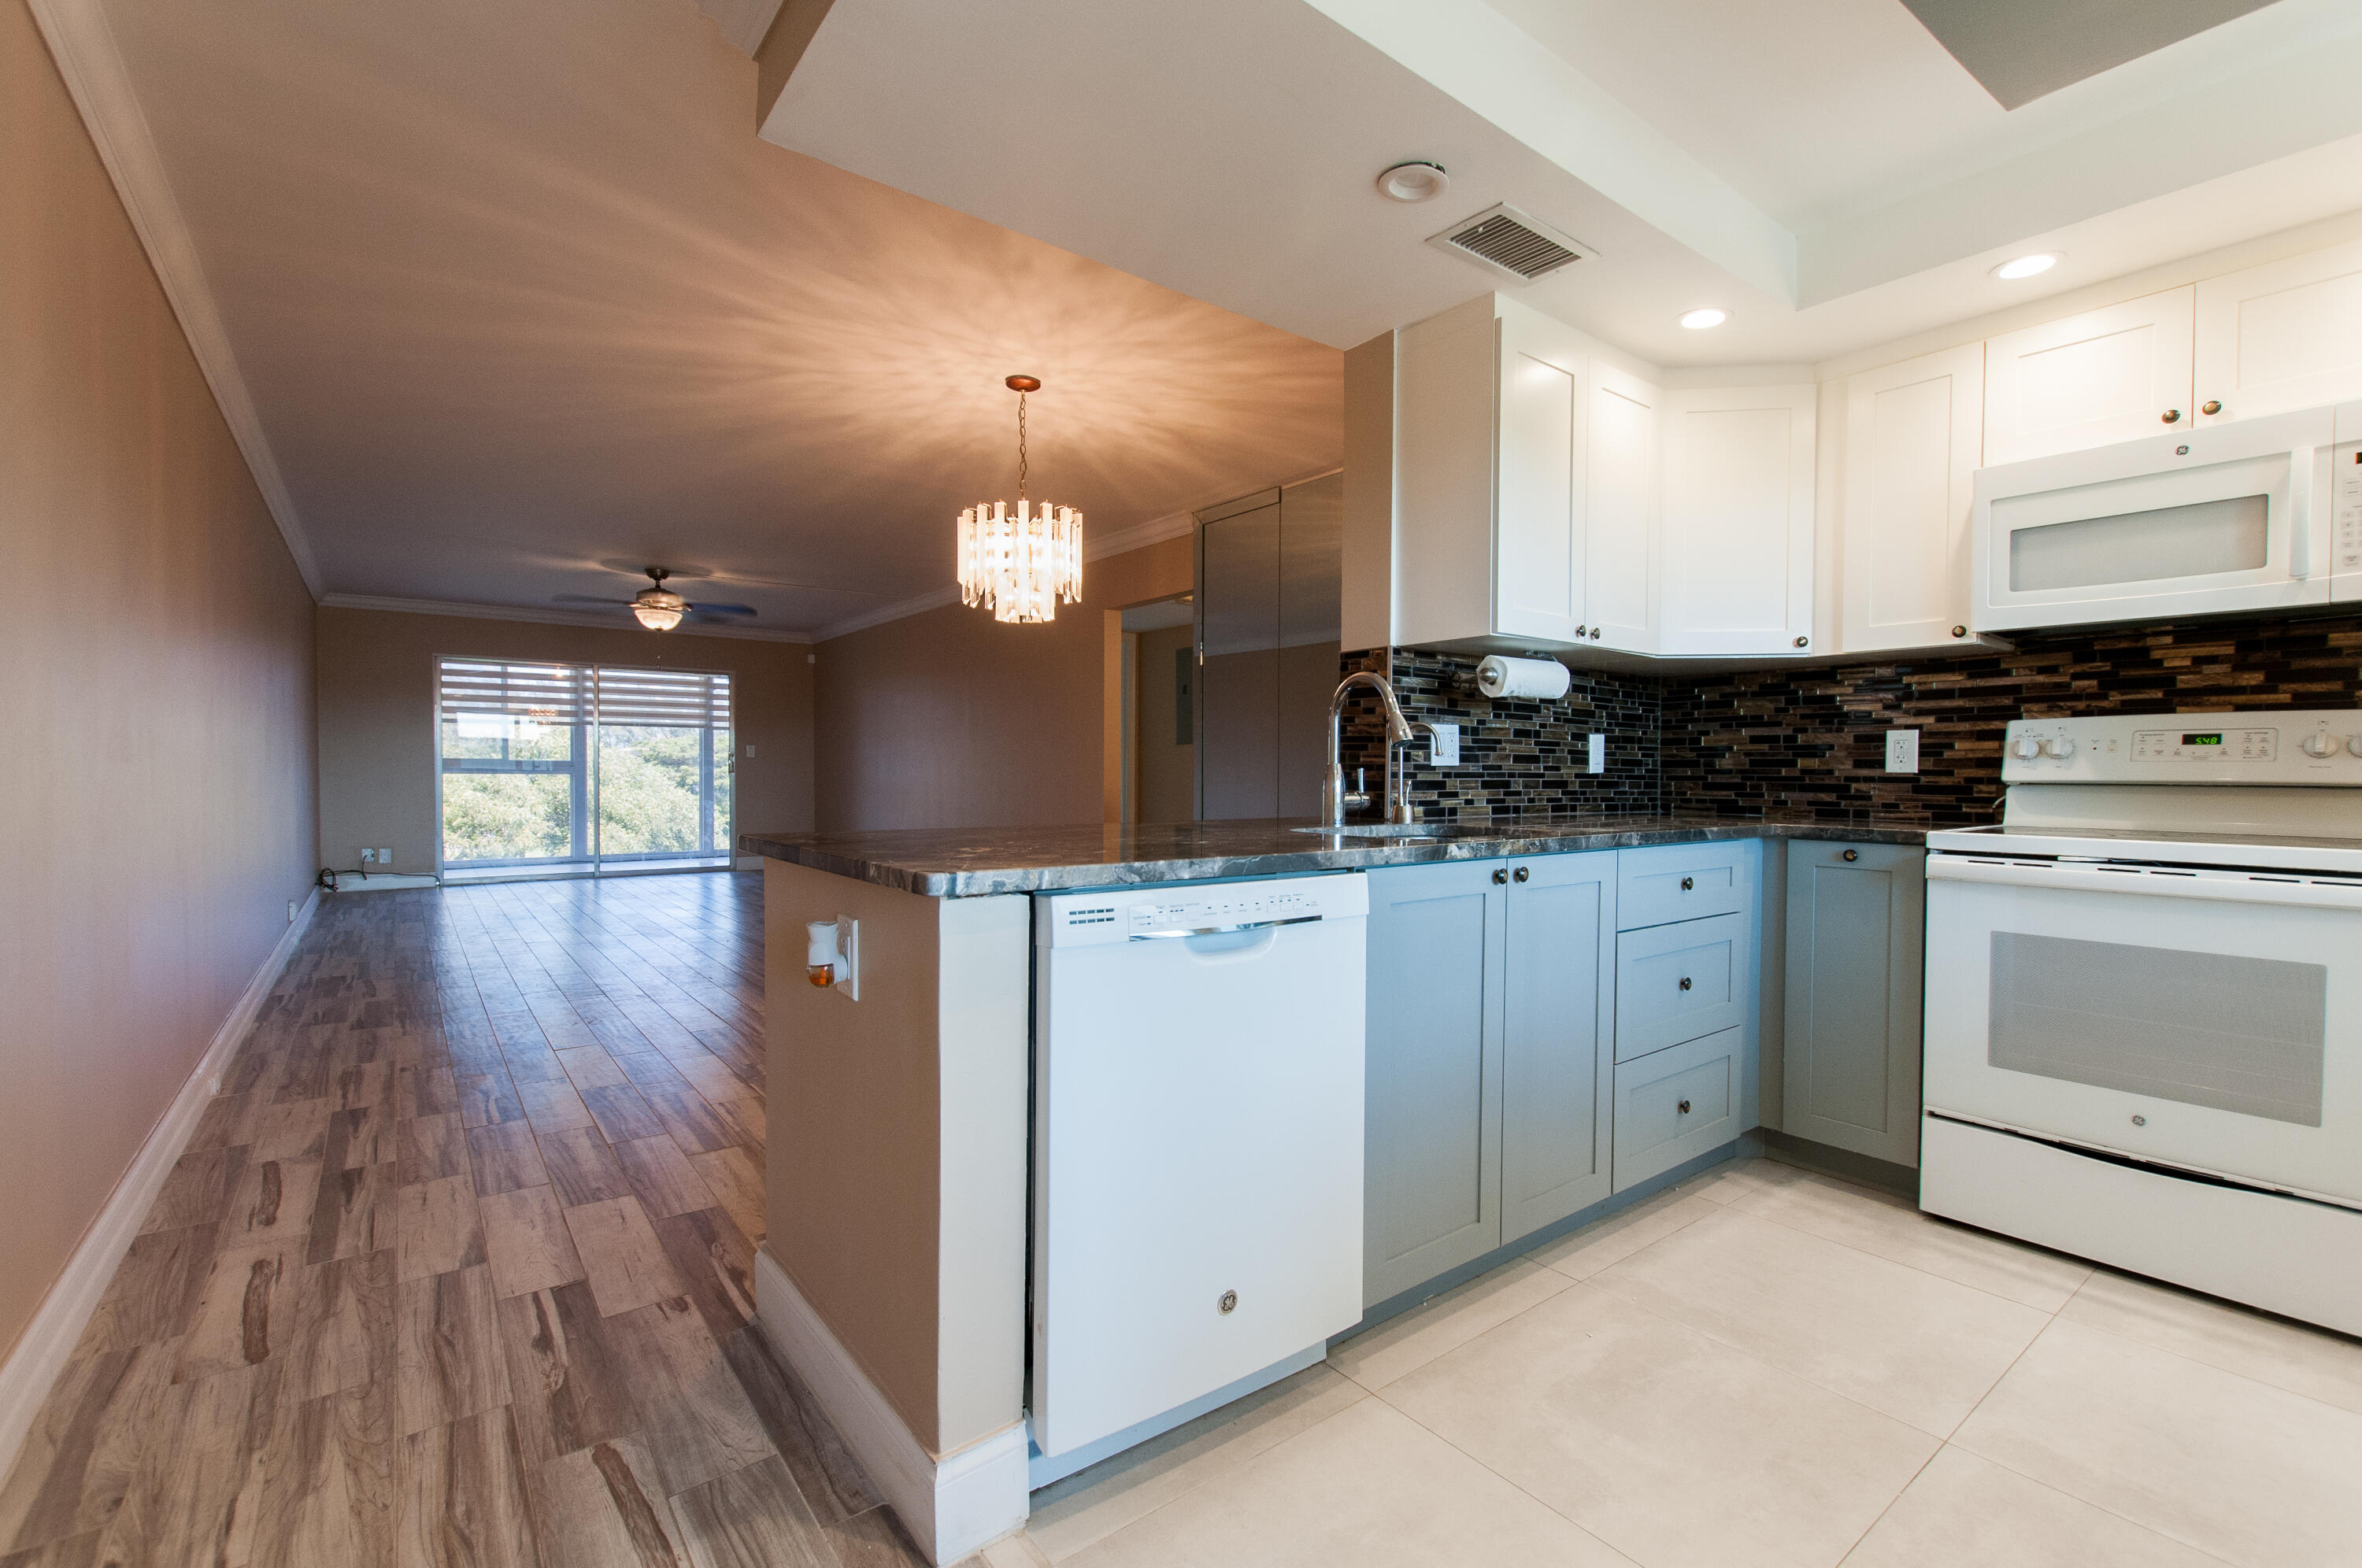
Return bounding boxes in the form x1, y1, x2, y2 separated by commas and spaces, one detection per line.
814, 535, 1192, 832
315, 608, 816, 873
0, 4, 318, 1359
1134, 624, 1196, 823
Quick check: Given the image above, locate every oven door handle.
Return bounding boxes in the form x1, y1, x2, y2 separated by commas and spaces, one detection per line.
1928, 853, 2362, 911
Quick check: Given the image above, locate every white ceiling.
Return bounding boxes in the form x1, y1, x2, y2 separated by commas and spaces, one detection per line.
65, 0, 1341, 636
764, 0, 2362, 364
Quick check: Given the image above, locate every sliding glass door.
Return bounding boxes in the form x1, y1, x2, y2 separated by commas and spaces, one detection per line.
437, 658, 733, 879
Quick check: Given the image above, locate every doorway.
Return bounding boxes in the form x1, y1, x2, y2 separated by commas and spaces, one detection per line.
1122, 594, 1196, 824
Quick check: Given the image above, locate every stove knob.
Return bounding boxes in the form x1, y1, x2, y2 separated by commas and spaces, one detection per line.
2349, 734, 2362, 759
2008, 734, 2044, 761
2045, 735, 2076, 760
2303, 730, 2340, 759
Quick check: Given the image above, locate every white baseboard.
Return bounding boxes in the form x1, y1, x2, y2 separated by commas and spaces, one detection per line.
0, 886, 320, 1478
753, 1248, 1029, 1564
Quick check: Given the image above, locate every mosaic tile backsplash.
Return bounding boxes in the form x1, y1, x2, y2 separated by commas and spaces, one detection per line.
1342, 609, 2362, 828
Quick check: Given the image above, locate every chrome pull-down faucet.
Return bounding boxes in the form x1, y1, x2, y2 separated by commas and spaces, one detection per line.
1323, 671, 1414, 827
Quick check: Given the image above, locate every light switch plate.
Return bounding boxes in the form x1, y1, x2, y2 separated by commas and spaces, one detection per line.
1586, 734, 1606, 774
1428, 722, 1461, 767
744, 744, 757, 759
1885, 730, 1921, 773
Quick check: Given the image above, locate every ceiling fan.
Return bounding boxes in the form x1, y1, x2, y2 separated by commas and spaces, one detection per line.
556, 567, 756, 631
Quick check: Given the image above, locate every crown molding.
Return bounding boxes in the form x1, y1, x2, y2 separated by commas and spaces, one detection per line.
30, 0, 324, 598
320, 594, 815, 643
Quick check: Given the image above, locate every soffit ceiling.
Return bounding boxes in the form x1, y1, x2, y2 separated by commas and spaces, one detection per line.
765, 0, 2362, 364
80, 0, 1341, 635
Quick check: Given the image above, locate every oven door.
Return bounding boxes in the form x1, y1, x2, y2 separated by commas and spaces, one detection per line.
1924, 853, 2362, 1207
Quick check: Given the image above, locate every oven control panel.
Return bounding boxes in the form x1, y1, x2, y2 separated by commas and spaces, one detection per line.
2338, 442, 2362, 576
2002, 709, 2362, 783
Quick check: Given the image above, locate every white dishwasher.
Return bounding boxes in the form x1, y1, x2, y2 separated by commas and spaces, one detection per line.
1030, 873, 1366, 1481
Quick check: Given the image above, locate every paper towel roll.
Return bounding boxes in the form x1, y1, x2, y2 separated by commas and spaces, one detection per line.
1475, 655, 1572, 700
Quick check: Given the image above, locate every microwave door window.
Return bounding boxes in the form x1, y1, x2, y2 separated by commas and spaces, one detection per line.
2006, 494, 2269, 592
1987, 931, 2326, 1126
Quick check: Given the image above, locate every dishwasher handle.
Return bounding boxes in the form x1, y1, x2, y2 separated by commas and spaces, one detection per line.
1127, 914, 1324, 941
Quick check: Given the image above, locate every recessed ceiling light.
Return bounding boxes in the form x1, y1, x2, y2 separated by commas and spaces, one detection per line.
1375, 161, 1449, 203
1678, 307, 1727, 330
1994, 252, 2062, 280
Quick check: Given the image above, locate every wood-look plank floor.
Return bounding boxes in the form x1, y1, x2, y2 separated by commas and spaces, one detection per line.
0, 873, 943, 1568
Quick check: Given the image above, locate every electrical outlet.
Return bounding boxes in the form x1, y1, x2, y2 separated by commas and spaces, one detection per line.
1586, 734, 1606, 774
1427, 722, 1461, 767
287, 900, 298, 924
1885, 729, 1921, 774
380, 849, 393, 864
359, 849, 375, 864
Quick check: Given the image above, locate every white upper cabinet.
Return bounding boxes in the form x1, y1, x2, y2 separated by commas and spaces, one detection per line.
1984, 288, 2194, 464
2195, 239, 2362, 426
1842, 344, 1984, 653
1585, 364, 1659, 653
1660, 385, 1816, 656
1494, 304, 1590, 645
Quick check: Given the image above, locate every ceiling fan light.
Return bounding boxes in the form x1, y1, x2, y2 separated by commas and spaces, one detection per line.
632, 589, 686, 631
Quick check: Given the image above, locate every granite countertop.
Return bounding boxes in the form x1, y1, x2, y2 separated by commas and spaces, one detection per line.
740, 815, 1934, 897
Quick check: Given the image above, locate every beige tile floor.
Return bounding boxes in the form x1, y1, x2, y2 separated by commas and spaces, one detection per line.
1009, 1158, 2362, 1568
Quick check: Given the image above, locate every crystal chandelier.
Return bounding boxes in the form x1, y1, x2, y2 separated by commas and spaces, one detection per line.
957, 375, 1083, 623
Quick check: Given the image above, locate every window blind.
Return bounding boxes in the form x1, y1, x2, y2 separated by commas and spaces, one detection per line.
439, 660, 587, 724
594, 667, 732, 730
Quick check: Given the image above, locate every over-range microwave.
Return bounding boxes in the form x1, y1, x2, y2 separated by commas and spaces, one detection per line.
1968, 401, 2362, 632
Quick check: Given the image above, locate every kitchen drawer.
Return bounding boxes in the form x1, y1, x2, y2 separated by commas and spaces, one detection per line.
1617, 841, 1751, 930
1614, 912, 1746, 1062
1613, 1027, 1742, 1193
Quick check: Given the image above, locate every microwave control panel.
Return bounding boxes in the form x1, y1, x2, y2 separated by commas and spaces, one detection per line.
2338, 442, 2362, 577
2002, 709, 2362, 783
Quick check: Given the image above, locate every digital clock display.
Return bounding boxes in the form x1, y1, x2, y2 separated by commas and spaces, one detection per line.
2181, 733, 2223, 746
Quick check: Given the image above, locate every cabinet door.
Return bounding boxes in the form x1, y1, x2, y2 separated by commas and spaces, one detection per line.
1499, 854, 1616, 1245
2196, 239, 2362, 426
1984, 287, 2194, 464
1363, 860, 1504, 1306
1494, 307, 1589, 644
1842, 344, 1985, 653
1783, 843, 1926, 1167
1584, 364, 1658, 653
1658, 385, 1816, 656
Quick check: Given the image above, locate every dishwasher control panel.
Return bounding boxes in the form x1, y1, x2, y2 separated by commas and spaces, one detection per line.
1037, 873, 1368, 947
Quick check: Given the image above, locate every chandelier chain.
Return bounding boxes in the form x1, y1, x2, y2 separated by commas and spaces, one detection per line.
1016, 392, 1027, 503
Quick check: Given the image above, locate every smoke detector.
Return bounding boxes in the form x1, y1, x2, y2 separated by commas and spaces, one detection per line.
1427, 203, 1594, 284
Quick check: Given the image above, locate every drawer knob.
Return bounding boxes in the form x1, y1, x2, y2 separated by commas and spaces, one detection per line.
1842, 849, 1859, 862
1679, 976, 1693, 991
2201, 400, 2222, 416
1677, 1099, 1692, 1115
1680, 876, 1694, 891
2161, 408, 2181, 423
1513, 865, 1530, 882
1491, 867, 1509, 885
1951, 625, 1967, 638
1218, 1289, 1238, 1314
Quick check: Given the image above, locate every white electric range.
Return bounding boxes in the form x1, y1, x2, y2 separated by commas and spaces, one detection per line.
1922, 709, 2362, 1335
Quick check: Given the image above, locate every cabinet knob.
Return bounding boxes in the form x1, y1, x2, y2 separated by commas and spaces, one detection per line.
2201, 400, 2222, 416
2161, 409, 2182, 423
1679, 976, 1693, 991
1491, 867, 1509, 885
1676, 1099, 1692, 1115
1680, 876, 1694, 890
1951, 625, 1967, 638
1512, 865, 1530, 882
1573, 624, 1587, 638
1218, 1289, 1238, 1314
1793, 635, 1809, 649
1842, 849, 1859, 862
1589, 629, 1601, 641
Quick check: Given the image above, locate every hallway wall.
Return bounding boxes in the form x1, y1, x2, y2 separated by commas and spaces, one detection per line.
0, 3, 319, 1362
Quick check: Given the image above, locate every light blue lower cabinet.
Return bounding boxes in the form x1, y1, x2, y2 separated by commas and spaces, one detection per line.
1364, 852, 1617, 1306
1612, 1026, 1744, 1193
1783, 842, 1927, 1167
1613, 911, 1749, 1062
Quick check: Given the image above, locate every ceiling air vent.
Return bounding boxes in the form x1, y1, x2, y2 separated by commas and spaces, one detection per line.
1427, 203, 1594, 284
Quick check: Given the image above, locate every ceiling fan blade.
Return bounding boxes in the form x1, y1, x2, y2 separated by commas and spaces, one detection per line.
686, 602, 757, 616
553, 594, 634, 607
